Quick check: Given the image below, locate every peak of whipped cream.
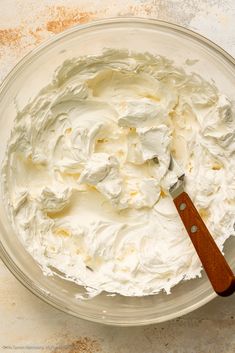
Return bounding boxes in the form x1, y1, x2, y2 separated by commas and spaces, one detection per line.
2, 49, 235, 297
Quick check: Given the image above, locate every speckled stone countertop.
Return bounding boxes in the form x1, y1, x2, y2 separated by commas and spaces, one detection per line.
0, 1, 234, 352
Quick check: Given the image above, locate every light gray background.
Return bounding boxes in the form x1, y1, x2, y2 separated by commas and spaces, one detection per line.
0, 1, 234, 352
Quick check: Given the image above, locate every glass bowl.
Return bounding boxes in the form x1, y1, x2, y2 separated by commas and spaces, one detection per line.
0, 18, 234, 326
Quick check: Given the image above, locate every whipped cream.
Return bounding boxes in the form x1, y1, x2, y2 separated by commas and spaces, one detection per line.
2, 50, 235, 297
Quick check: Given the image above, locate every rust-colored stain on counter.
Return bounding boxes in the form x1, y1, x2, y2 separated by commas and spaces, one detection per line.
0, 28, 22, 46
0, 5, 95, 51
52, 337, 101, 353
46, 6, 95, 34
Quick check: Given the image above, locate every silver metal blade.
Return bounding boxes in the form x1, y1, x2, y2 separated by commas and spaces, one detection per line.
168, 155, 185, 179
168, 155, 185, 199
152, 154, 185, 198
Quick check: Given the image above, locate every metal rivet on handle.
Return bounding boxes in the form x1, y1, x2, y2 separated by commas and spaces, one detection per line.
179, 203, 186, 211
191, 225, 198, 233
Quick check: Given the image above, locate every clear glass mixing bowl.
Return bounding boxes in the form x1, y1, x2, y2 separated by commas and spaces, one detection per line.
0, 18, 234, 326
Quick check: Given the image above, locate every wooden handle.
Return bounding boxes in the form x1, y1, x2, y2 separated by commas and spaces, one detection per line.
174, 192, 235, 297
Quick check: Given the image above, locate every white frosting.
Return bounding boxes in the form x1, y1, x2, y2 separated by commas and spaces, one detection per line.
2, 50, 235, 297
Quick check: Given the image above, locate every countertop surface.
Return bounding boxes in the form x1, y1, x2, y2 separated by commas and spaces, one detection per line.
0, 1, 234, 352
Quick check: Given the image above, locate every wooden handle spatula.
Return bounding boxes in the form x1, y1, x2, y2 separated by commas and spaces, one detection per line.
167, 156, 235, 296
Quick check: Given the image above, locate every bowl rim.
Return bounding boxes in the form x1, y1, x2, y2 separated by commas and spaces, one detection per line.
1, 16, 234, 326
